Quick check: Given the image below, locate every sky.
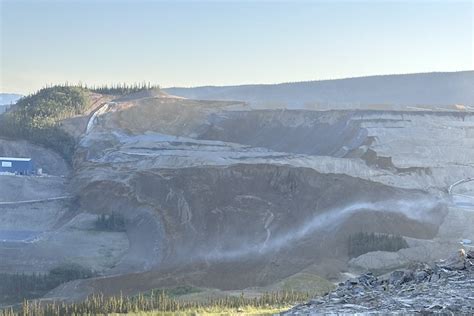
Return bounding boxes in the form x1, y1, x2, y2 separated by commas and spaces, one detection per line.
1, 0, 473, 94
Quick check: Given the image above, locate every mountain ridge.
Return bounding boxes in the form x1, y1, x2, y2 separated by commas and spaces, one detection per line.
166, 71, 472, 89
0, 93, 23, 105
164, 71, 474, 108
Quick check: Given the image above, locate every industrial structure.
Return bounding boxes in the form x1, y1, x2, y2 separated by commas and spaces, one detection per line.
0, 157, 34, 175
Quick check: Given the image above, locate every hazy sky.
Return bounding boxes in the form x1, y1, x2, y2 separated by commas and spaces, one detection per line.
1, 0, 473, 94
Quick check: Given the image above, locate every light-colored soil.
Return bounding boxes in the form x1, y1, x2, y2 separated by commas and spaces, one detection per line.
0, 212, 129, 274
0, 174, 67, 202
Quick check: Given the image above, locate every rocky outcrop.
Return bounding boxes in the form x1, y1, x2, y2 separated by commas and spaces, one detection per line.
284, 250, 474, 315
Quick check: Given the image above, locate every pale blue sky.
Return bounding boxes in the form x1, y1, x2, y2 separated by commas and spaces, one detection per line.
1, 0, 473, 94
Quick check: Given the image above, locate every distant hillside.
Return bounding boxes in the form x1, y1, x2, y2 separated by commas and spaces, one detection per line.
164, 71, 474, 108
0, 93, 23, 114
0, 93, 23, 105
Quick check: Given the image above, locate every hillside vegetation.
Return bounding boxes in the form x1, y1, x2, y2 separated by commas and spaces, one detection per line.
0, 86, 90, 161
0, 84, 160, 161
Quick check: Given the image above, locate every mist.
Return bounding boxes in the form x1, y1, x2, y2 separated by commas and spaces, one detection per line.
203, 196, 446, 262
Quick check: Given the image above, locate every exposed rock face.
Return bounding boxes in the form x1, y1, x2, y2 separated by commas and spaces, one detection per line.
60, 94, 470, 298
79, 97, 474, 192
76, 164, 444, 272
199, 110, 367, 157
283, 250, 474, 315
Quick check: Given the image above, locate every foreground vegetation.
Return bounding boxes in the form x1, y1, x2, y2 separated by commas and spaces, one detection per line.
0, 264, 94, 305
125, 306, 288, 315
0, 291, 308, 316
348, 232, 409, 258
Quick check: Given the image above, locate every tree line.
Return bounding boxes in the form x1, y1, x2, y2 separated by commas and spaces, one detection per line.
0, 264, 94, 305
347, 232, 409, 258
90, 82, 160, 95
95, 213, 126, 232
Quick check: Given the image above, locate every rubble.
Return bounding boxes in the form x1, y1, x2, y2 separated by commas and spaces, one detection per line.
283, 250, 474, 315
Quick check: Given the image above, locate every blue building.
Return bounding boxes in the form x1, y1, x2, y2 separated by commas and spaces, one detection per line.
0, 157, 34, 175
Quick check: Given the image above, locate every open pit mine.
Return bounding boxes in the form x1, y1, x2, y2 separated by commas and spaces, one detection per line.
0, 72, 473, 312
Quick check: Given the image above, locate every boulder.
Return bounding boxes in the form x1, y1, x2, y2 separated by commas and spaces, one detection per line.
438, 249, 467, 270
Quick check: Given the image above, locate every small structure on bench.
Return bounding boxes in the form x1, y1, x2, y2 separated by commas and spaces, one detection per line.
0, 157, 34, 175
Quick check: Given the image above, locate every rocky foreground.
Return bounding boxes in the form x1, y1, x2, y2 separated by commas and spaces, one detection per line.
283, 249, 474, 315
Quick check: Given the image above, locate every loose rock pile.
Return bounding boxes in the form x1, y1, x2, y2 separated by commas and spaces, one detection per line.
283, 250, 474, 315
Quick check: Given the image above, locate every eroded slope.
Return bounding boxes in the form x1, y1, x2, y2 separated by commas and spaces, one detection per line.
53, 94, 472, 299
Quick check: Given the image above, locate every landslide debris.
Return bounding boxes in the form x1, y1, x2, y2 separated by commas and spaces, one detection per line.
283, 250, 474, 315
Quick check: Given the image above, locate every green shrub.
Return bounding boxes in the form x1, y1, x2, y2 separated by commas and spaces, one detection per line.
95, 213, 126, 232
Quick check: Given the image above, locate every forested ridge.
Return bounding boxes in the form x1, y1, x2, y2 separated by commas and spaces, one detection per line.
0, 84, 159, 161
0, 86, 89, 161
